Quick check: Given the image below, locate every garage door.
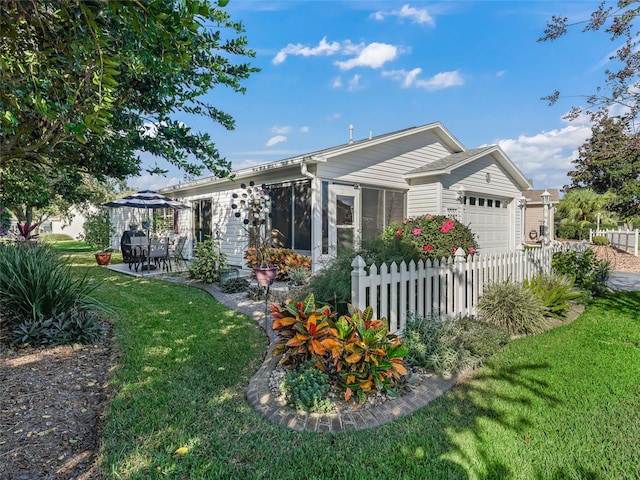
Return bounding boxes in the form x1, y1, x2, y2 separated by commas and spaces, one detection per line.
461, 196, 509, 254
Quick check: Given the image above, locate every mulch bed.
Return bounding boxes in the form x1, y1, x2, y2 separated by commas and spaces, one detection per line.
0, 331, 115, 480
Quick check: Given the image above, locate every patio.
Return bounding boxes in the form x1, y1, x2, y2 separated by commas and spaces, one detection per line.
104, 260, 188, 278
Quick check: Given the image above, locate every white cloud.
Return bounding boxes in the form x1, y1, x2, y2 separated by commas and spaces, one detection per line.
335, 42, 398, 70
266, 135, 287, 147
274, 38, 400, 71
328, 113, 342, 120
271, 125, 291, 135
273, 36, 341, 64
383, 68, 464, 90
300, 126, 310, 133
332, 76, 343, 88
492, 117, 592, 190
496, 70, 506, 77
348, 74, 362, 91
373, 4, 435, 26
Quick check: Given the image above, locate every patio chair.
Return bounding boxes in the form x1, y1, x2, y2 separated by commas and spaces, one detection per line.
128, 236, 147, 271
171, 236, 188, 271
148, 238, 171, 272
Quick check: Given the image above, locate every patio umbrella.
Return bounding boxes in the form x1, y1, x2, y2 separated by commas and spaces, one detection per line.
103, 190, 189, 210
104, 190, 189, 273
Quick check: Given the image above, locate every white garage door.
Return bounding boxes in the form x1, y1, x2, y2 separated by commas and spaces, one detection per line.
461, 196, 509, 254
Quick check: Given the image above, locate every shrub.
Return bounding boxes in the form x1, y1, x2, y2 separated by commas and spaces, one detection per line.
403, 314, 508, 374
477, 281, 548, 335
557, 221, 597, 240
271, 294, 408, 404
219, 276, 249, 293
552, 248, 611, 296
382, 214, 478, 260
0, 243, 110, 336
524, 273, 584, 319
82, 209, 113, 251
334, 304, 408, 403
306, 253, 354, 313
271, 294, 340, 370
592, 235, 610, 246
457, 317, 510, 359
11, 310, 107, 347
280, 362, 333, 413
287, 266, 311, 286
403, 313, 470, 374
188, 238, 228, 284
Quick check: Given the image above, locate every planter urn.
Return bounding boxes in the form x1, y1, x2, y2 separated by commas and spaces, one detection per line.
95, 252, 112, 266
254, 266, 277, 287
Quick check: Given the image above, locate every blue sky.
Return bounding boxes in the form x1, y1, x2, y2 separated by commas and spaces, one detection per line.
132, 1, 616, 193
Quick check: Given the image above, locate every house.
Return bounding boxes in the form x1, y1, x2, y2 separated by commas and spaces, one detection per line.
521, 189, 559, 244
154, 122, 532, 271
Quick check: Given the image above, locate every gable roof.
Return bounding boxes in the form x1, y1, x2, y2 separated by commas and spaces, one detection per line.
521, 188, 560, 204
160, 122, 465, 193
404, 145, 532, 190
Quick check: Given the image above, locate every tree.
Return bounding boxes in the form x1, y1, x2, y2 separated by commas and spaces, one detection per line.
539, 1, 640, 123
556, 188, 616, 224
568, 115, 640, 221
540, 2, 640, 223
0, 0, 258, 216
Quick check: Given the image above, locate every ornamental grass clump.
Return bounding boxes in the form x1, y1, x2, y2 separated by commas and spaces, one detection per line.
477, 281, 548, 336
524, 272, 584, 319
0, 242, 111, 346
382, 214, 478, 261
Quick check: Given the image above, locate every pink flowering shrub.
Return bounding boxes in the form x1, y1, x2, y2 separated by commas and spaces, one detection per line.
383, 215, 478, 261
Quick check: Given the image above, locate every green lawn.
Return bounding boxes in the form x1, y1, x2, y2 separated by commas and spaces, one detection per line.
64, 246, 640, 479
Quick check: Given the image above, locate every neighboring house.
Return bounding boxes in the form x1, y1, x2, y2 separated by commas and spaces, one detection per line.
150, 122, 531, 270
41, 209, 88, 239
521, 189, 559, 244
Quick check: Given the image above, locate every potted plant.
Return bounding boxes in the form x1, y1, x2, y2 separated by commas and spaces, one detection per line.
83, 209, 114, 266
231, 181, 279, 287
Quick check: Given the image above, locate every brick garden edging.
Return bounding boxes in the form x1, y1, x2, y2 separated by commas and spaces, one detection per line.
246, 353, 458, 432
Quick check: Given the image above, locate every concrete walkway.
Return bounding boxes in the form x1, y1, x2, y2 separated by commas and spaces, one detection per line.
607, 271, 640, 291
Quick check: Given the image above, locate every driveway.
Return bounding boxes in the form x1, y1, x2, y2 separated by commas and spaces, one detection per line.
607, 271, 640, 291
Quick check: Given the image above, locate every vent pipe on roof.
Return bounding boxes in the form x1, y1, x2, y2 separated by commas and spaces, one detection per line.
369, 130, 372, 139
349, 124, 353, 144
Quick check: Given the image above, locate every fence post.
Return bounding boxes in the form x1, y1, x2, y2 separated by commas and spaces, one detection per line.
454, 248, 466, 316
515, 244, 524, 282
635, 229, 639, 256
351, 255, 367, 311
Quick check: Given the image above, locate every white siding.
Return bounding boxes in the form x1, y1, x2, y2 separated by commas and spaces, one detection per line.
317, 133, 450, 190
173, 167, 308, 267
406, 178, 440, 217
444, 155, 521, 198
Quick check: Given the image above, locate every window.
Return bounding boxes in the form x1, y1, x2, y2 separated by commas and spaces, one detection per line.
193, 199, 212, 242
487, 199, 493, 207
478, 198, 485, 207
495, 200, 501, 208
360, 187, 405, 242
269, 180, 311, 251
469, 196, 477, 206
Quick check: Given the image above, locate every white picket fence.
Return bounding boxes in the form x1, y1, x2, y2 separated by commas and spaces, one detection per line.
351, 243, 587, 333
590, 228, 638, 256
